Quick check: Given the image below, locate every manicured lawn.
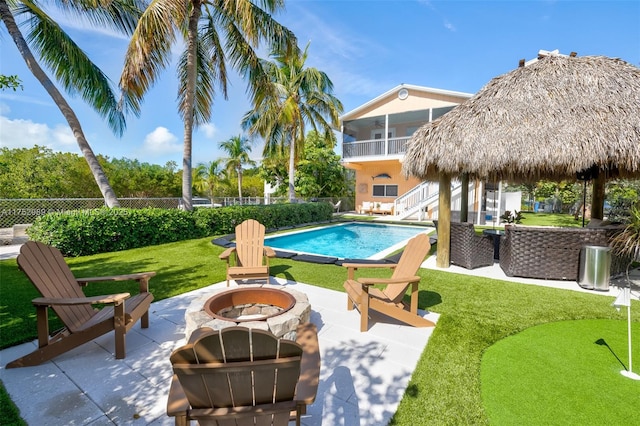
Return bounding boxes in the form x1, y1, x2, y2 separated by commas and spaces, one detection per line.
519, 211, 584, 227
1, 225, 636, 425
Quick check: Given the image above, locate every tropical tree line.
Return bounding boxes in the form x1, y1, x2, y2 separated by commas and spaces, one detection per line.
2, 0, 342, 210
506, 179, 640, 220
0, 146, 181, 198
0, 136, 350, 201
193, 130, 351, 202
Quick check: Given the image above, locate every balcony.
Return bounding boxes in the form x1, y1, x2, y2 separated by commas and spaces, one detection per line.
342, 136, 411, 160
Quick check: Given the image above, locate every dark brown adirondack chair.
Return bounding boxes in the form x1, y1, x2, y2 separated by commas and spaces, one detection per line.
219, 219, 276, 286
167, 323, 321, 426
343, 233, 435, 332
6, 241, 154, 368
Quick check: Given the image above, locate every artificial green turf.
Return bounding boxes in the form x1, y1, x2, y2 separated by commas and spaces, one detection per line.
389, 272, 636, 425
1, 233, 637, 425
481, 319, 640, 425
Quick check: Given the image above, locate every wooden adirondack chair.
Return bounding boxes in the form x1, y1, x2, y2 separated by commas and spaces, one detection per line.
219, 219, 276, 286
6, 241, 155, 368
342, 233, 435, 332
167, 323, 321, 426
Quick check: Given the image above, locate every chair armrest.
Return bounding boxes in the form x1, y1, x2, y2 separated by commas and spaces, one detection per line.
167, 374, 190, 417
343, 262, 397, 281
295, 323, 320, 405
264, 246, 276, 257
76, 272, 154, 293
32, 293, 130, 306
358, 276, 420, 286
342, 262, 396, 269
219, 247, 237, 260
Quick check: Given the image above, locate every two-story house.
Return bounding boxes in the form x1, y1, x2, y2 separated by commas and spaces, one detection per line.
341, 83, 484, 221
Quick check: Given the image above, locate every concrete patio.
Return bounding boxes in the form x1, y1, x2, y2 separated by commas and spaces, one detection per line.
0, 278, 439, 425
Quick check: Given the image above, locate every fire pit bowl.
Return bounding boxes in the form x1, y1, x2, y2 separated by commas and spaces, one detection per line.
184, 285, 311, 340
204, 287, 296, 322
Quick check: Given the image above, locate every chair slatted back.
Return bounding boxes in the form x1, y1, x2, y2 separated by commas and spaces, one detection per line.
235, 219, 267, 268
171, 327, 303, 411
17, 241, 96, 331
384, 233, 431, 303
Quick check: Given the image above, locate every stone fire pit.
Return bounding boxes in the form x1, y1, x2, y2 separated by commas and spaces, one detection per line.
184, 285, 311, 340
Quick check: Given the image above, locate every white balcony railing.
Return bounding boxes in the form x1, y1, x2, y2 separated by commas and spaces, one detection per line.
342, 136, 411, 159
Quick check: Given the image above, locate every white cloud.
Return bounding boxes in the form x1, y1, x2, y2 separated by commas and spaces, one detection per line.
418, 0, 457, 32
443, 19, 457, 32
140, 127, 182, 156
282, 3, 390, 100
0, 92, 54, 107
0, 116, 75, 151
199, 123, 218, 139
46, 9, 130, 41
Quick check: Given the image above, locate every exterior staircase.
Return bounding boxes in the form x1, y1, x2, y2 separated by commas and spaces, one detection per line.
393, 181, 465, 221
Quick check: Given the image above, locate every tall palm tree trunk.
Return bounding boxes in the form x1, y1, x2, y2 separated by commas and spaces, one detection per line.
180, 0, 202, 211
0, 0, 120, 207
237, 168, 243, 203
288, 138, 296, 202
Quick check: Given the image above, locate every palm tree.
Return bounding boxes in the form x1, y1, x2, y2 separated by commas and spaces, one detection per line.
242, 43, 343, 202
0, 0, 139, 207
220, 135, 255, 203
119, 0, 296, 211
193, 159, 227, 201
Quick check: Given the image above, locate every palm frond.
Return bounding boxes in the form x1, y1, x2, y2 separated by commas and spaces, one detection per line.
45, 0, 144, 35
19, 1, 126, 135
119, 0, 185, 115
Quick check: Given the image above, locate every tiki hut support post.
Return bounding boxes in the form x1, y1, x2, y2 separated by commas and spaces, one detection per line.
436, 173, 452, 268
460, 173, 469, 223
592, 172, 606, 220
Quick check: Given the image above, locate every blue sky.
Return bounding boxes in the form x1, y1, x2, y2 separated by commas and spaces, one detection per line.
1, 0, 639, 167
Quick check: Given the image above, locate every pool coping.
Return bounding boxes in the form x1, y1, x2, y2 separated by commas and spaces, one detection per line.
211, 219, 436, 265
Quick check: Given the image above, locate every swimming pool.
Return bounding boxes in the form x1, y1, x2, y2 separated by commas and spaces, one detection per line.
264, 223, 430, 259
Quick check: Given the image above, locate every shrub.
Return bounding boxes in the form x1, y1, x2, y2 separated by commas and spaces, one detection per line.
27, 202, 334, 256
193, 202, 333, 235
27, 208, 205, 256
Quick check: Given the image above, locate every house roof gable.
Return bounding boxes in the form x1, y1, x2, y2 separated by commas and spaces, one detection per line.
340, 83, 473, 121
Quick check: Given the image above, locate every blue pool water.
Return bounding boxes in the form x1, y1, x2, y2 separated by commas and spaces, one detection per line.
265, 223, 428, 259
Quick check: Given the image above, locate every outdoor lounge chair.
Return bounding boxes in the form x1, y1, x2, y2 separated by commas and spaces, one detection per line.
6, 241, 154, 368
358, 201, 373, 215
167, 323, 321, 426
342, 233, 435, 332
219, 219, 276, 286
433, 220, 495, 269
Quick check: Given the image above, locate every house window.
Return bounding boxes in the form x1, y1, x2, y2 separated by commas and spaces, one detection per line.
372, 185, 398, 197
406, 126, 419, 136
371, 127, 396, 140
431, 106, 456, 121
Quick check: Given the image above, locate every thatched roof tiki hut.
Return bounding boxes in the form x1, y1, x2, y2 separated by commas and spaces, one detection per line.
402, 51, 640, 268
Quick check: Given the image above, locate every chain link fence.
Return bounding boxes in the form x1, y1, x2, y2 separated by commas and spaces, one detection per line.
0, 198, 180, 229
0, 196, 354, 229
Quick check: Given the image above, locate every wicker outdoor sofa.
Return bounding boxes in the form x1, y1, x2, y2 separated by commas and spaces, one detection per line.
499, 225, 626, 281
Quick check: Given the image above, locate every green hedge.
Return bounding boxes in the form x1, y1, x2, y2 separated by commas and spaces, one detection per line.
193, 202, 333, 234
27, 202, 333, 256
